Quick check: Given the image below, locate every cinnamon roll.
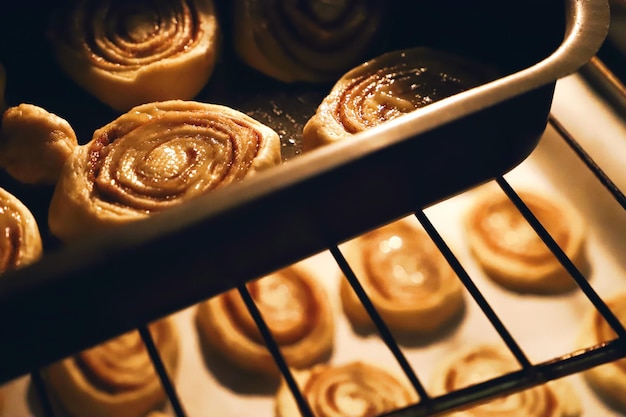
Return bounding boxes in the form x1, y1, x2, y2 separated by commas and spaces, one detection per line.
196, 264, 334, 377
233, 0, 384, 83
430, 345, 581, 417
275, 361, 418, 417
44, 319, 179, 417
48, 100, 282, 242
302, 47, 497, 151
0, 103, 78, 185
464, 187, 587, 294
340, 217, 464, 334
48, 0, 220, 111
0, 186, 43, 272
578, 292, 626, 412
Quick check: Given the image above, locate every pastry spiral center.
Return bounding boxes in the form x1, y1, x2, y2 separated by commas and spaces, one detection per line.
57, 0, 200, 71
338, 65, 468, 133
307, 0, 349, 23
88, 111, 261, 212
303, 363, 414, 417
478, 199, 569, 263
121, 6, 159, 43
77, 330, 155, 393
251, 274, 317, 344
363, 230, 442, 302
442, 349, 560, 417
225, 271, 319, 346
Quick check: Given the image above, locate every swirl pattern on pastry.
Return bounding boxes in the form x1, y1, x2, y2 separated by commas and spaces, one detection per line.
340, 217, 464, 334
0, 187, 43, 272
578, 292, 626, 411
1, 103, 79, 185
430, 345, 581, 417
302, 47, 497, 150
464, 187, 587, 294
233, 0, 384, 83
48, 100, 282, 242
276, 361, 417, 417
48, 0, 220, 111
196, 264, 333, 376
44, 319, 179, 417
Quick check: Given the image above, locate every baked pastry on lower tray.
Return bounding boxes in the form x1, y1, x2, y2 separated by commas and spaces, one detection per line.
340, 217, 465, 334
232, 0, 384, 83
302, 47, 498, 151
43, 318, 179, 417
430, 344, 581, 417
48, 100, 282, 243
47, 0, 220, 111
464, 186, 587, 294
578, 292, 626, 412
0, 186, 43, 273
195, 264, 334, 377
275, 361, 418, 417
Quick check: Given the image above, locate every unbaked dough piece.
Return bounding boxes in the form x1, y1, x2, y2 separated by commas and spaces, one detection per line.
196, 263, 334, 377
48, 0, 221, 111
430, 344, 581, 417
275, 361, 418, 417
464, 186, 587, 294
233, 0, 384, 83
48, 100, 281, 243
340, 216, 465, 334
44, 319, 179, 417
0, 186, 43, 272
0, 103, 78, 185
302, 47, 497, 151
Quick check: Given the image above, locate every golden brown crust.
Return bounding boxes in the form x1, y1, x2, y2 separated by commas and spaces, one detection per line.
430, 344, 581, 417
275, 361, 418, 417
0, 103, 78, 185
464, 186, 587, 294
302, 47, 496, 151
44, 319, 179, 417
48, 100, 281, 243
578, 292, 626, 412
196, 263, 334, 377
0, 187, 43, 272
340, 217, 464, 334
233, 0, 384, 83
48, 0, 220, 111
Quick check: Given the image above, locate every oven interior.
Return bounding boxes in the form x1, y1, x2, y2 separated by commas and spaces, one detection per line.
0, 0, 625, 416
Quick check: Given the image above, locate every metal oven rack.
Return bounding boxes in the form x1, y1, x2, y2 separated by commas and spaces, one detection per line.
0, 1, 625, 416
12, 59, 626, 417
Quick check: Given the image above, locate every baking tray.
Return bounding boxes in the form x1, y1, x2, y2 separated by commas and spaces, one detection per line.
0, 0, 610, 383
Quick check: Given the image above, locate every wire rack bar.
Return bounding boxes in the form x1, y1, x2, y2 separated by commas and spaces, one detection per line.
382, 339, 626, 417
547, 114, 626, 210
237, 284, 315, 417
30, 370, 56, 417
138, 325, 187, 417
414, 210, 532, 370
497, 169, 626, 339
329, 245, 431, 403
